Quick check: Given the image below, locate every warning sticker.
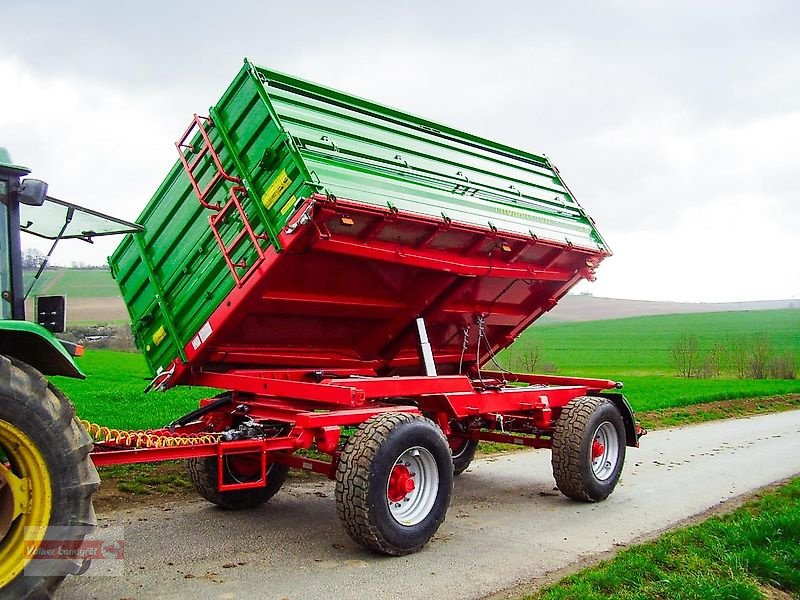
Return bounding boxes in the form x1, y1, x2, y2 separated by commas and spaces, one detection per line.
198, 321, 213, 343
152, 325, 167, 346
261, 170, 292, 210
280, 195, 297, 216
191, 321, 213, 351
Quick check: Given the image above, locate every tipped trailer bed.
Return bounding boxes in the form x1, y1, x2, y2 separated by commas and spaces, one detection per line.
98, 59, 643, 555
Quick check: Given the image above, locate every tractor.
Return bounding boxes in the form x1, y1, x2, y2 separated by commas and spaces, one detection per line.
0, 148, 136, 597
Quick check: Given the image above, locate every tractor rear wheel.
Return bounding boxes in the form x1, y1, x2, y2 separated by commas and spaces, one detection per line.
187, 454, 289, 510
0, 356, 99, 599
335, 413, 453, 556
551, 396, 626, 502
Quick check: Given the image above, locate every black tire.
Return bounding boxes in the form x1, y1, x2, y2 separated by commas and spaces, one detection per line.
0, 356, 99, 599
451, 438, 479, 476
551, 396, 626, 502
187, 454, 289, 510
335, 413, 453, 556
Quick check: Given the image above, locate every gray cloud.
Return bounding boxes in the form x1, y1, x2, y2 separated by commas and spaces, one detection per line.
2, 0, 798, 300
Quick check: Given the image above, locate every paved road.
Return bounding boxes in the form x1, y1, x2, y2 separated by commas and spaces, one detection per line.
58, 410, 800, 600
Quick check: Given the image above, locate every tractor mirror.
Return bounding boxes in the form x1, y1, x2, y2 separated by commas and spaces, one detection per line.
19, 178, 48, 206
36, 295, 66, 334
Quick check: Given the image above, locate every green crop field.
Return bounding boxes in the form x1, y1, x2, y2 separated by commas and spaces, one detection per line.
54, 351, 211, 430
497, 309, 800, 410
56, 309, 800, 431
24, 268, 119, 299
503, 309, 800, 377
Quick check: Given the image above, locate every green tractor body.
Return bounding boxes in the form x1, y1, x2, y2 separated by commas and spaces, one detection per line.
0, 148, 137, 597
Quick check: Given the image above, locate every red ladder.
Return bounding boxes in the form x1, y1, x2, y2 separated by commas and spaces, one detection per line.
176, 115, 268, 286
209, 186, 268, 286
175, 114, 240, 209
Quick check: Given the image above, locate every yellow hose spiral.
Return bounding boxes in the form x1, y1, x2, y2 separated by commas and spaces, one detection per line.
79, 419, 221, 449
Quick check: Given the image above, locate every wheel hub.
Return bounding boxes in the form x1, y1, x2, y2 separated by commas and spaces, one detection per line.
590, 421, 620, 481
386, 447, 439, 526
387, 465, 416, 502
591, 439, 605, 461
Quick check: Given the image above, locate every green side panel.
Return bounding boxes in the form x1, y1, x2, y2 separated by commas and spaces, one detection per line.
110, 65, 313, 375
255, 66, 605, 249
112, 59, 606, 376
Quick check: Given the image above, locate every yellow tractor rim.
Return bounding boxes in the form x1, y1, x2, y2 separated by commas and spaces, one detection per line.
0, 419, 52, 588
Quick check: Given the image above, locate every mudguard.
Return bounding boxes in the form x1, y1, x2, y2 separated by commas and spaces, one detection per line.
592, 392, 642, 447
0, 321, 84, 378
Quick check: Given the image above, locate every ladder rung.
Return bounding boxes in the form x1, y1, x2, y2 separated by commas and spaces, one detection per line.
225, 229, 249, 254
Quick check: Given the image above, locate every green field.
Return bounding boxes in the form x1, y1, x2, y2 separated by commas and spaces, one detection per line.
24, 268, 119, 298
56, 308, 800, 430
54, 351, 210, 430
531, 477, 800, 600
498, 309, 800, 410
503, 309, 800, 376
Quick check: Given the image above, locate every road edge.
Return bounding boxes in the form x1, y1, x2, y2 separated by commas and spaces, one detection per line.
479, 474, 800, 600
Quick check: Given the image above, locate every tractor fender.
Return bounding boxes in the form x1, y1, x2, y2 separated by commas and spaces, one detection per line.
0, 321, 84, 378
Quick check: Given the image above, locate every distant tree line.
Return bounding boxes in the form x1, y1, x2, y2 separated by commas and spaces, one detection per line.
22, 249, 46, 270
62, 323, 136, 352
21, 249, 109, 270
672, 333, 797, 380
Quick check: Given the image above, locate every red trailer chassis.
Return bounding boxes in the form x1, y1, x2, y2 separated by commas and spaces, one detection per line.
84, 189, 646, 555
90, 368, 640, 481
87, 360, 644, 557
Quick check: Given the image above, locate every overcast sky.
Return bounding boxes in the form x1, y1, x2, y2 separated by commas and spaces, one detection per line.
2, 0, 798, 302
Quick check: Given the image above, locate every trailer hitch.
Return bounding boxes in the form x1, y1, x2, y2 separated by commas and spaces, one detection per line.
168, 394, 233, 432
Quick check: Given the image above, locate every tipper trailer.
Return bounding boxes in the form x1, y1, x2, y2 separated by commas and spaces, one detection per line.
105, 57, 644, 549
0, 59, 643, 597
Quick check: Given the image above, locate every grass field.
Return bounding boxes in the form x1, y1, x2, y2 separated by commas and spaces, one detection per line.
502, 309, 800, 377
530, 477, 800, 600
495, 309, 800, 409
24, 268, 120, 298
48, 308, 800, 429
54, 351, 211, 429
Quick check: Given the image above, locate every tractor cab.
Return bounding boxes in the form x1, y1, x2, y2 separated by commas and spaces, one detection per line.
0, 147, 141, 325
0, 148, 140, 372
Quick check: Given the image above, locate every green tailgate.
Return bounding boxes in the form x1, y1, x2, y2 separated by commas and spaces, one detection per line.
111, 59, 606, 376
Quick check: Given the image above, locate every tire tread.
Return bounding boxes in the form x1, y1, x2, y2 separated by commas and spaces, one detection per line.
335, 413, 446, 555
552, 396, 623, 502
0, 356, 99, 599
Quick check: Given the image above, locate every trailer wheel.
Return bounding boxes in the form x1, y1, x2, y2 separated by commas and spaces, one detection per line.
551, 396, 626, 502
187, 455, 289, 510
335, 413, 453, 555
450, 438, 479, 476
0, 356, 99, 599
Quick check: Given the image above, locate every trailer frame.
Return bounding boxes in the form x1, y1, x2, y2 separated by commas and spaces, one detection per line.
89, 367, 641, 485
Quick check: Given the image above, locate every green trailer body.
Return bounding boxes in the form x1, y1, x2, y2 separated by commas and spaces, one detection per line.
110, 59, 608, 378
